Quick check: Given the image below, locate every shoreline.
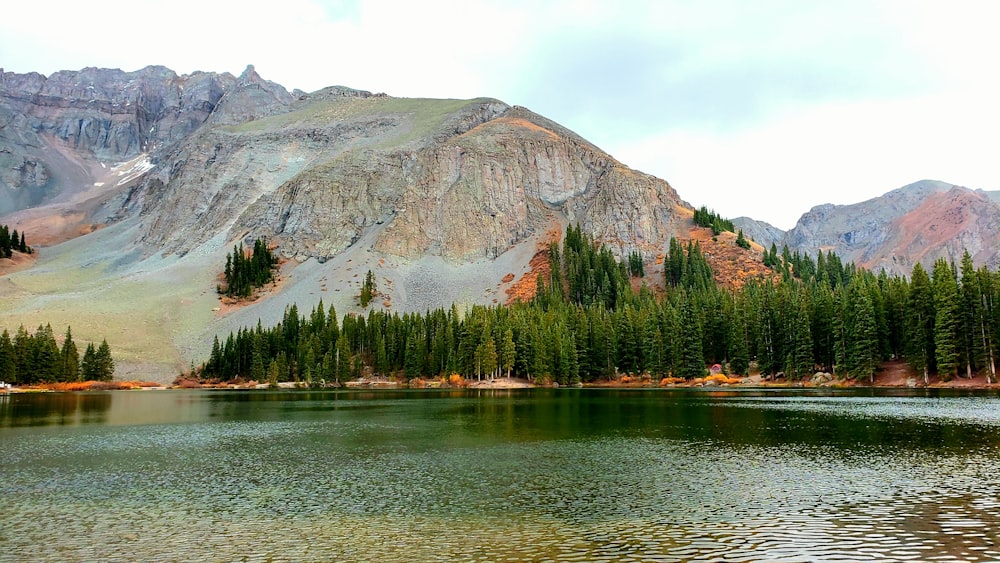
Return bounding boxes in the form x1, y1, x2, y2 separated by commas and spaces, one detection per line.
6, 375, 1000, 393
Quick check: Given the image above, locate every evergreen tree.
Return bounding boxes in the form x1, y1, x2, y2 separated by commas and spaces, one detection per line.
847, 282, 879, 382
81, 343, 98, 381
481, 338, 499, 380
785, 291, 813, 380
959, 251, 982, 379
906, 262, 935, 384
728, 301, 750, 376
360, 270, 376, 307
94, 339, 114, 381
250, 335, 265, 382
32, 324, 60, 382
735, 229, 751, 250
0, 329, 14, 383
932, 258, 961, 380
501, 327, 516, 378
678, 298, 704, 379
221, 238, 277, 298
335, 333, 351, 382
61, 327, 79, 382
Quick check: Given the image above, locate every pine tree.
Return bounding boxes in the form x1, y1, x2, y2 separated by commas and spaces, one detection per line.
933, 258, 961, 381
93, 339, 114, 381
61, 327, 79, 382
81, 343, 98, 381
785, 291, 813, 380
0, 329, 14, 383
959, 251, 982, 379
976, 266, 997, 383
360, 269, 376, 307
906, 262, 935, 384
735, 229, 751, 250
250, 335, 265, 382
501, 327, 516, 378
848, 283, 879, 382
678, 298, 704, 379
32, 324, 60, 382
335, 333, 351, 382
267, 360, 280, 388
728, 301, 750, 376
481, 338, 499, 380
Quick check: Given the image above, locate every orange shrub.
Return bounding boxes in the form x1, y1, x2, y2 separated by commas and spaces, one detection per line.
90, 381, 131, 390
659, 377, 685, 386
448, 373, 466, 387
174, 378, 202, 389
704, 373, 743, 385
37, 381, 95, 391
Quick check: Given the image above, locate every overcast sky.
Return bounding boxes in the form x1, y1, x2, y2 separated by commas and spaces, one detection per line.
3, 0, 998, 229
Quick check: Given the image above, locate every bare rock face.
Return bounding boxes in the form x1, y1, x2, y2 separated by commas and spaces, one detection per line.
0, 65, 277, 215
1, 66, 242, 159
781, 180, 1000, 274
128, 95, 687, 262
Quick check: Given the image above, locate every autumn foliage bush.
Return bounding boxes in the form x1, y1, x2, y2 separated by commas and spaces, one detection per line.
704, 373, 742, 385
659, 377, 686, 386
448, 373, 466, 387
36, 381, 93, 391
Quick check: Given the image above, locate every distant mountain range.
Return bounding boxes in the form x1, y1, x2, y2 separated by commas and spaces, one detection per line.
1, 64, 997, 377
734, 180, 1000, 275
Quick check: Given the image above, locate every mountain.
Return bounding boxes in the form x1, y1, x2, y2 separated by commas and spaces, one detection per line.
732, 216, 784, 250
0, 65, 695, 379
782, 180, 1000, 274
14, 65, 993, 380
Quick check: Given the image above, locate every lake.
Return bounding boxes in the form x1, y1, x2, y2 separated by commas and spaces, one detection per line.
2, 387, 1000, 562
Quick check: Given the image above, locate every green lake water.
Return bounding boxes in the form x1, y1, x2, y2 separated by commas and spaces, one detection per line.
2, 388, 1000, 562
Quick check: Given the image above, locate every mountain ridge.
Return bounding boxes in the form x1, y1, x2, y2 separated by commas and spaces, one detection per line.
0, 64, 696, 379
3, 64, 999, 380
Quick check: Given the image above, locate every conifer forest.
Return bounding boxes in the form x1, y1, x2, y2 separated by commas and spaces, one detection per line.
200, 225, 1000, 386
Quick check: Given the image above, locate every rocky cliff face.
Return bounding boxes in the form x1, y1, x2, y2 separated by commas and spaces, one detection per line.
0, 64, 295, 217
120, 91, 687, 263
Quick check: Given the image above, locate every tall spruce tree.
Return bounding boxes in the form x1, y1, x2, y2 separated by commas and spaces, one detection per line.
61, 327, 79, 382
679, 297, 704, 379
906, 263, 935, 384
932, 258, 961, 380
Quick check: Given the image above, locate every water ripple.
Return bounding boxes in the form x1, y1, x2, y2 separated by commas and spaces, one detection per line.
3, 391, 1000, 561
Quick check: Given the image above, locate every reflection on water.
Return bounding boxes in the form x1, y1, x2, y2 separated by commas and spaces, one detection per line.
3, 388, 1000, 561
0, 391, 112, 427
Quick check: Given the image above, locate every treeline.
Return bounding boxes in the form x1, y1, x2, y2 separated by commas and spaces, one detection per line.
0, 325, 114, 385
0, 224, 32, 258
220, 239, 277, 298
693, 206, 735, 235
199, 225, 1000, 386
692, 206, 750, 249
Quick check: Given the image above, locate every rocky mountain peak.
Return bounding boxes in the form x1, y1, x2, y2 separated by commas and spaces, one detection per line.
778, 179, 1000, 274
238, 64, 262, 86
